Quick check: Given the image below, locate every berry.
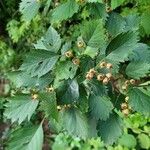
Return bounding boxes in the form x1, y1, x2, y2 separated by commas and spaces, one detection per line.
77, 40, 85, 48
125, 96, 129, 102
57, 106, 61, 110
72, 58, 80, 65
103, 77, 109, 84
89, 68, 96, 74
130, 79, 136, 85
47, 87, 54, 92
97, 74, 104, 81
65, 51, 73, 58
99, 61, 107, 68
125, 80, 130, 85
106, 6, 112, 13
106, 63, 113, 69
106, 73, 112, 79
122, 85, 127, 90
86, 73, 94, 80
121, 103, 128, 110
122, 109, 129, 116
31, 94, 38, 100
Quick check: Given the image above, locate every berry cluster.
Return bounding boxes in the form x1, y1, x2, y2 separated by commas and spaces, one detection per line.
121, 96, 131, 116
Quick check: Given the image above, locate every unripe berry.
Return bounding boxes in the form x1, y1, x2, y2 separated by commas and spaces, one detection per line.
130, 79, 136, 85
121, 103, 128, 110
106, 63, 113, 69
57, 106, 61, 110
125, 96, 129, 102
72, 58, 80, 65
97, 74, 104, 81
106, 6, 112, 13
106, 73, 112, 79
86, 73, 94, 80
122, 85, 128, 90
31, 94, 38, 100
125, 80, 130, 85
77, 40, 85, 48
65, 51, 73, 58
47, 87, 54, 92
103, 77, 109, 84
99, 61, 107, 68
89, 68, 96, 74
122, 109, 129, 116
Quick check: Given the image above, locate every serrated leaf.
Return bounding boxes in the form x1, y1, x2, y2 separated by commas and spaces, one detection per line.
130, 43, 150, 62
4, 95, 39, 124
118, 134, 137, 148
88, 3, 108, 20
126, 61, 150, 79
55, 61, 78, 80
87, 79, 108, 96
51, 0, 79, 23
20, 50, 59, 77
97, 113, 123, 145
39, 92, 58, 121
19, 0, 40, 22
7, 124, 43, 150
111, 0, 125, 9
81, 19, 107, 50
128, 88, 150, 116
34, 26, 61, 53
57, 79, 79, 104
141, 10, 150, 35
89, 95, 113, 120
60, 107, 88, 138
106, 31, 139, 74
106, 12, 126, 37
7, 71, 53, 89
80, 55, 94, 75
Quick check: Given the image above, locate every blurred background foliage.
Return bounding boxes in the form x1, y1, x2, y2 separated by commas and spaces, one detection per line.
0, 0, 150, 149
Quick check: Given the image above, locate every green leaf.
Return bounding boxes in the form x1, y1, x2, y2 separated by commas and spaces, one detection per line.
97, 113, 123, 145
20, 50, 59, 77
141, 10, 150, 35
34, 26, 61, 53
81, 19, 107, 50
55, 61, 78, 80
106, 31, 139, 73
80, 55, 94, 75
89, 95, 113, 120
4, 95, 39, 124
87, 80, 108, 96
111, 0, 125, 9
126, 61, 150, 79
19, 0, 40, 22
118, 134, 137, 148
51, 0, 79, 23
39, 92, 58, 121
106, 12, 126, 37
7, 71, 54, 89
106, 31, 138, 57
7, 124, 43, 150
128, 88, 150, 116
60, 107, 88, 138
88, 3, 108, 20
57, 79, 79, 104
138, 133, 150, 149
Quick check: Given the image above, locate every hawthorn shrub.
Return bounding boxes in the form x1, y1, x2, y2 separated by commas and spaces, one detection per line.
0, 0, 150, 149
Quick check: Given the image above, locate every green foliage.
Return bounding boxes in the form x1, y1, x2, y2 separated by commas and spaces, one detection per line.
19, 0, 41, 22
7, 124, 43, 150
128, 88, 150, 116
4, 95, 39, 124
51, 0, 79, 23
1, 0, 150, 149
